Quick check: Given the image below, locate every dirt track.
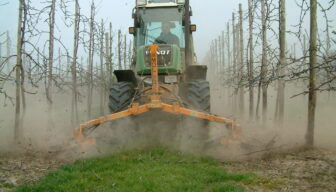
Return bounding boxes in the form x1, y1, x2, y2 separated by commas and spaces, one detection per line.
224, 148, 336, 191
0, 148, 335, 192
0, 150, 66, 191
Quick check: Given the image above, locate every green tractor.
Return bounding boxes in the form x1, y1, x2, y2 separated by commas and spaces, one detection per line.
75, 0, 241, 152
109, 0, 210, 113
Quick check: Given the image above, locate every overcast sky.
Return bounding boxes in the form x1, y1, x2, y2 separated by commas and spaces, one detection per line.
0, 0, 335, 61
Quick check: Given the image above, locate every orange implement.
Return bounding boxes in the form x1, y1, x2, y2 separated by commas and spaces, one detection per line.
74, 45, 241, 146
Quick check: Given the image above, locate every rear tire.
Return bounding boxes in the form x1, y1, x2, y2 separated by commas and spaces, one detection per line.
187, 80, 210, 112
108, 82, 135, 113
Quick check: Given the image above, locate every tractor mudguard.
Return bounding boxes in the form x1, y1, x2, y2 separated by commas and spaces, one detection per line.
114, 70, 138, 86
186, 65, 207, 81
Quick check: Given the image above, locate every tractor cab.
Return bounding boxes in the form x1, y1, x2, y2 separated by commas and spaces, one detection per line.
129, 0, 196, 76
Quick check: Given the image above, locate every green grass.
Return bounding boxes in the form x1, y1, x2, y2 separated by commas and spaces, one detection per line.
16, 148, 255, 192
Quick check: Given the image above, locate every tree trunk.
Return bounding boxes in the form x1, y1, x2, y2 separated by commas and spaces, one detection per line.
210, 41, 214, 74
218, 36, 222, 72
109, 23, 113, 74
105, 33, 111, 90
124, 34, 127, 69
20, 43, 26, 113
99, 19, 105, 115
214, 39, 218, 78
118, 30, 122, 70
47, 0, 56, 105
261, 0, 268, 123
306, 0, 317, 147
232, 13, 236, 82
66, 51, 70, 78
128, 40, 132, 66
276, 0, 286, 127
226, 22, 232, 111
248, 0, 254, 120
238, 3, 244, 117
71, 0, 80, 125
221, 31, 225, 71
232, 13, 237, 116
14, 0, 24, 142
58, 48, 61, 77
87, 2, 95, 119
218, 37, 221, 87
20, 59, 26, 121
106, 22, 113, 88
221, 31, 225, 99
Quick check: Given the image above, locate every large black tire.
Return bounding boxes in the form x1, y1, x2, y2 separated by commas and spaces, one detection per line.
108, 82, 135, 113
187, 80, 210, 112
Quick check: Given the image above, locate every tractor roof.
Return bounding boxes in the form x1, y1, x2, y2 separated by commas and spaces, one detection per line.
136, 0, 185, 8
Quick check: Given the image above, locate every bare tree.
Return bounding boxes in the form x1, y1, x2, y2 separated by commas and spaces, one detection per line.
226, 22, 233, 110
124, 34, 127, 69
58, 48, 61, 77
105, 32, 111, 88
71, 0, 80, 125
47, 0, 56, 106
306, 0, 317, 147
214, 39, 218, 74
99, 19, 105, 115
218, 36, 222, 71
6, 31, 11, 72
87, 1, 95, 119
275, 0, 286, 127
105, 22, 114, 89
260, 0, 268, 122
118, 29, 122, 70
14, 0, 25, 141
248, 0, 254, 120
210, 41, 215, 73
128, 39, 132, 66
221, 31, 225, 71
238, 3, 244, 117
232, 13, 237, 116
220, 31, 225, 99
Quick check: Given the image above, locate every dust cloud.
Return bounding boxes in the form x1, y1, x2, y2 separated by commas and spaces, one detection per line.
81, 112, 215, 158
1, 79, 336, 161
0, 83, 221, 159
0, 85, 102, 155
210, 80, 336, 157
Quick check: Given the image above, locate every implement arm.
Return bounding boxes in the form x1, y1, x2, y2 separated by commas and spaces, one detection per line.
74, 45, 241, 146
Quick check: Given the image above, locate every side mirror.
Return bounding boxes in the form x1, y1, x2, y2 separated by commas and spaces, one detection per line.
190, 24, 196, 32
129, 27, 136, 35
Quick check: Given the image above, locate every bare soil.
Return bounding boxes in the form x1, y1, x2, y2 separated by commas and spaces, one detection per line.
0, 150, 68, 192
224, 148, 336, 192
